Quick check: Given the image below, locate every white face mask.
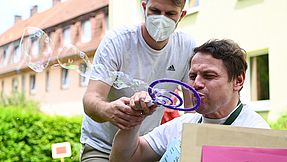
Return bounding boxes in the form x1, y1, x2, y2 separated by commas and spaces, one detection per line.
145, 14, 178, 42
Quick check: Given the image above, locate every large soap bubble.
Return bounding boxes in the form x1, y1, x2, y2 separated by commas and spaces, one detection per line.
57, 44, 92, 78
19, 27, 53, 72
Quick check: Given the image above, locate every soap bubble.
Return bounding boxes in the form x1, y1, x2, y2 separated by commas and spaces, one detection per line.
57, 44, 92, 78
19, 27, 53, 72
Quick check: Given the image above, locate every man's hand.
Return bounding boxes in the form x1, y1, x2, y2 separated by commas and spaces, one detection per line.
129, 91, 157, 116
106, 97, 145, 130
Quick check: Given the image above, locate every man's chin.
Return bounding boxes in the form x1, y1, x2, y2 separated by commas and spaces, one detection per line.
195, 103, 209, 114
195, 107, 204, 114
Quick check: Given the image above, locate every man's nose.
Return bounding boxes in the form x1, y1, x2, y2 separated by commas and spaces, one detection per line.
193, 76, 205, 90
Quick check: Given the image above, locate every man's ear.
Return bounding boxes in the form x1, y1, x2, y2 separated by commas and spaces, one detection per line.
142, 1, 147, 12
178, 10, 187, 22
233, 72, 245, 91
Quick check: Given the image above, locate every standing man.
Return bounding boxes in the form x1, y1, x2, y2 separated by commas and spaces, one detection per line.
110, 39, 270, 162
80, 0, 195, 161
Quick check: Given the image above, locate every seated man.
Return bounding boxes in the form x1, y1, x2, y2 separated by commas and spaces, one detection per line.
110, 39, 270, 162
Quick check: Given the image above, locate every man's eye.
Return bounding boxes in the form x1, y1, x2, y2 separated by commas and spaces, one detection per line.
150, 9, 160, 14
204, 75, 215, 79
166, 12, 176, 16
189, 75, 196, 80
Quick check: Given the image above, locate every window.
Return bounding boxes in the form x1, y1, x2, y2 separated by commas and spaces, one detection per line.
13, 45, 21, 63
105, 14, 109, 30
250, 54, 270, 101
61, 68, 70, 89
185, 0, 199, 8
79, 63, 89, 86
12, 78, 19, 92
2, 46, 9, 65
63, 27, 71, 46
31, 39, 39, 57
21, 75, 26, 94
30, 74, 36, 94
46, 71, 50, 92
1, 80, 4, 96
81, 20, 91, 43
184, 0, 200, 13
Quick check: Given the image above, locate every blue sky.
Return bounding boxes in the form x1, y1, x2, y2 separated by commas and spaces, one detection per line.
0, 0, 51, 34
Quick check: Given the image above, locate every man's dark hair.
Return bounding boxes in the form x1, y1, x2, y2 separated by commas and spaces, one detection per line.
192, 39, 248, 81
145, 0, 186, 9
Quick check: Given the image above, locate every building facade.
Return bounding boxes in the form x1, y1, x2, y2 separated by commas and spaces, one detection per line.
0, 0, 108, 115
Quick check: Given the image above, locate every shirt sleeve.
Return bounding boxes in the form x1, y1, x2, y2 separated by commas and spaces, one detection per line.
143, 121, 173, 156
143, 114, 197, 156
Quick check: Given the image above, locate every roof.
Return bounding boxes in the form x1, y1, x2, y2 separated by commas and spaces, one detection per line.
0, 0, 108, 46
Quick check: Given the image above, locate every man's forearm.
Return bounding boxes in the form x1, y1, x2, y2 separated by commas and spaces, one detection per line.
83, 93, 110, 123
110, 125, 141, 162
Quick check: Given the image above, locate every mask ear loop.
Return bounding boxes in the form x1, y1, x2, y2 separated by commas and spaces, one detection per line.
174, 11, 183, 27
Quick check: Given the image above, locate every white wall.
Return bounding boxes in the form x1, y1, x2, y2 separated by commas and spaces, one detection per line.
108, 0, 144, 29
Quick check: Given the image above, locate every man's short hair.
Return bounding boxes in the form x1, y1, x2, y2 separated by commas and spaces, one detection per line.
145, 0, 186, 9
192, 39, 248, 81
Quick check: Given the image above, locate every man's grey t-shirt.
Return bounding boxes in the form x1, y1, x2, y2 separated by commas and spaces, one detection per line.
80, 24, 196, 153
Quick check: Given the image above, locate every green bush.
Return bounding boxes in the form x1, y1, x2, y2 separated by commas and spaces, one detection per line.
270, 114, 287, 130
0, 107, 82, 162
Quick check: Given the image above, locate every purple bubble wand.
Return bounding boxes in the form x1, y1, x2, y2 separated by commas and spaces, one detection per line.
148, 79, 201, 111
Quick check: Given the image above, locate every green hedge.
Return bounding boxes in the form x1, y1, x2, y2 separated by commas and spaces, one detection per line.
1, 93, 286, 161
0, 107, 82, 162
270, 114, 287, 130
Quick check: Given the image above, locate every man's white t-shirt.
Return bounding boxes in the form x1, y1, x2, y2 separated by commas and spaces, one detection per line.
80, 24, 196, 153
143, 104, 270, 156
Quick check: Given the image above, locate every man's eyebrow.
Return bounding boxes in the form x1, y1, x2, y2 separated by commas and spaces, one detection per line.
199, 69, 218, 75
166, 11, 178, 14
203, 70, 217, 73
149, 6, 178, 13
189, 69, 218, 74
149, 6, 158, 10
